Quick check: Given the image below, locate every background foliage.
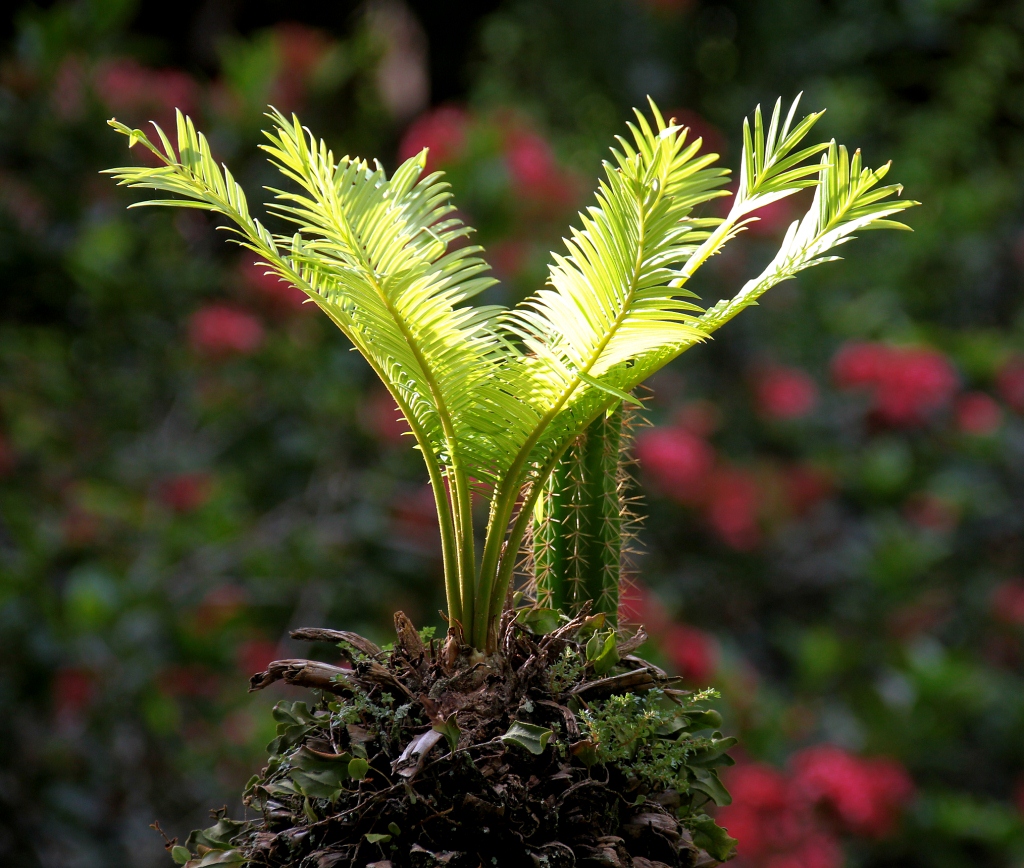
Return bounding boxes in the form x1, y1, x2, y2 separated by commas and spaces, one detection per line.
2, 1, 1024, 866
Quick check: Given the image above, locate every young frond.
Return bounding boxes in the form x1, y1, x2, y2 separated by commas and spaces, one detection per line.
699, 141, 917, 334
477, 101, 916, 643
107, 97, 915, 651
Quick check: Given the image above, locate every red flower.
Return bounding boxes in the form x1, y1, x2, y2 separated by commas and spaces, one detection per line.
706, 467, 761, 550
997, 356, 1024, 413
991, 580, 1024, 626
875, 348, 957, 425
53, 666, 95, 719
398, 105, 469, 172
240, 260, 308, 315
635, 427, 715, 504
728, 763, 789, 813
832, 341, 958, 426
791, 746, 914, 838
664, 624, 718, 683
754, 365, 818, 420
503, 128, 576, 210
954, 391, 1003, 435
237, 639, 281, 676
275, 23, 331, 80
158, 473, 212, 514
719, 763, 838, 867
188, 304, 264, 358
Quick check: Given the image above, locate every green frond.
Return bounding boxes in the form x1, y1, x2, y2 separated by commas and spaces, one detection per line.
478, 99, 916, 643
107, 96, 915, 652
699, 141, 917, 334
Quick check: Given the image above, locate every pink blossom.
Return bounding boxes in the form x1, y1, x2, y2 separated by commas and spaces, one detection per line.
754, 365, 818, 420
954, 391, 1003, 435
886, 591, 951, 642
188, 304, 264, 358
398, 105, 469, 172
991, 580, 1024, 626
719, 763, 837, 867
51, 55, 86, 121
706, 467, 761, 550
275, 23, 331, 81
996, 356, 1024, 413
504, 128, 576, 209
635, 427, 715, 504
158, 473, 212, 514
664, 624, 718, 683
791, 746, 914, 838
488, 238, 530, 282
874, 349, 958, 425
728, 763, 789, 813
832, 341, 958, 426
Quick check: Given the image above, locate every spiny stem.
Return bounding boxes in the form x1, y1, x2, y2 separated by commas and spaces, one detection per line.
576, 404, 623, 624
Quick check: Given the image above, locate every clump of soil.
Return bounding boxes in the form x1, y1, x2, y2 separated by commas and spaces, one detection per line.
170, 608, 736, 868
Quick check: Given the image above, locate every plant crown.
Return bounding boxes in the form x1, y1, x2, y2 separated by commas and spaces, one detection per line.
106, 97, 914, 650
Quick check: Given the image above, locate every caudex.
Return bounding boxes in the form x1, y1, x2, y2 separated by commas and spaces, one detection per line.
106, 95, 914, 653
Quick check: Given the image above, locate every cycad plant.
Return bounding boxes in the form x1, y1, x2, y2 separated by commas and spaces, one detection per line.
108, 98, 913, 867
108, 97, 912, 651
